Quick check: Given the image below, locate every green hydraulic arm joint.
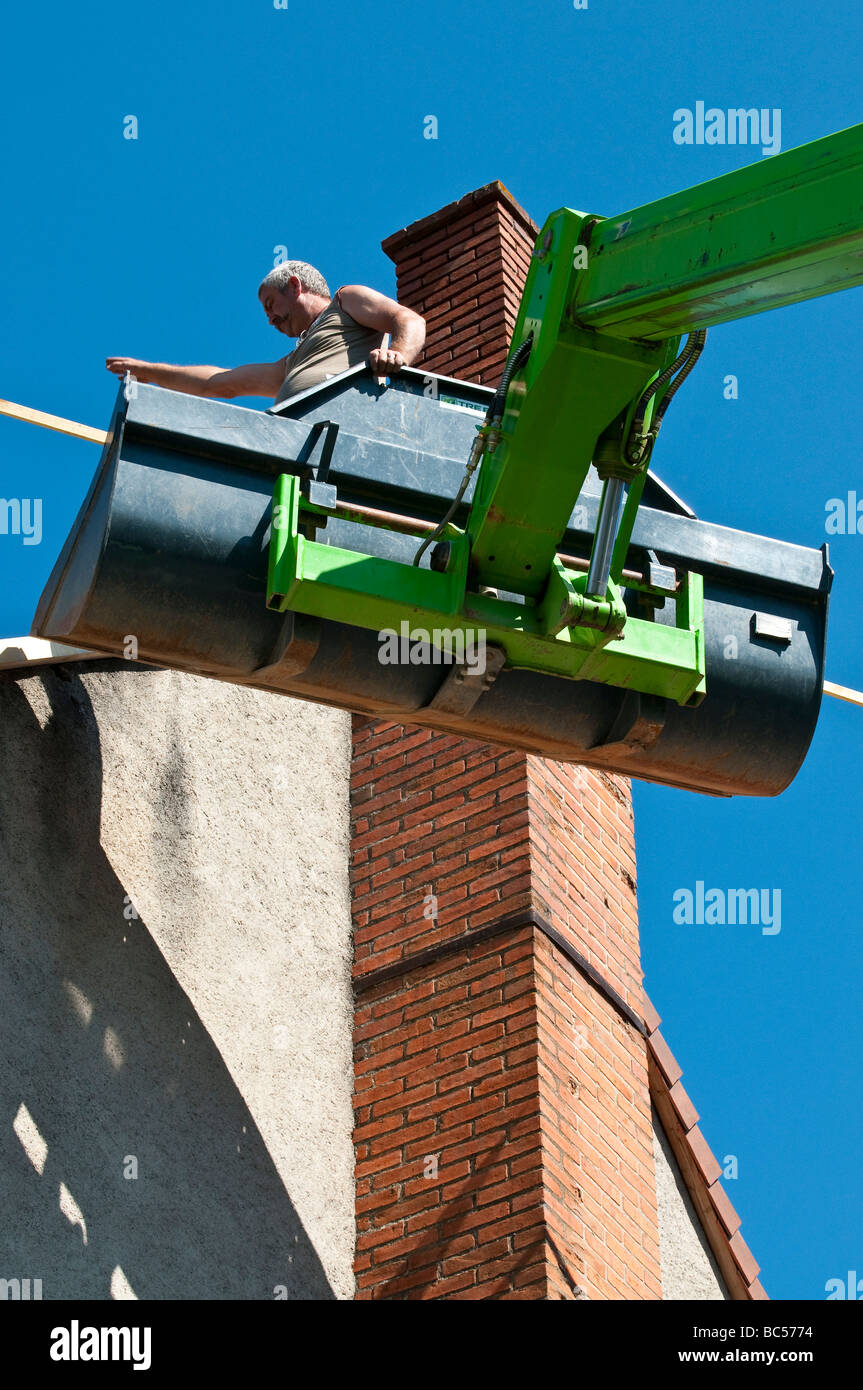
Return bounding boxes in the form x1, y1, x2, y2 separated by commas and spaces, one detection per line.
466, 121, 863, 596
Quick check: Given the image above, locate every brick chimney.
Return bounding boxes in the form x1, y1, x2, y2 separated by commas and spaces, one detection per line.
381, 182, 536, 385
350, 184, 661, 1300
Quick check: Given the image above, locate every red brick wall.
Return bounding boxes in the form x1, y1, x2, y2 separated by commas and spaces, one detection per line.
528, 761, 660, 1299
351, 185, 659, 1300
352, 727, 546, 1299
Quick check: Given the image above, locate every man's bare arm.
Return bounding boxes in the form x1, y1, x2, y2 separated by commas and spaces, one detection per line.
336, 286, 426, 373
105, 357, 287, 399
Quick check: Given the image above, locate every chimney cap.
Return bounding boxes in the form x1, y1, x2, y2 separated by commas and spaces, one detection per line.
382, 181, 539, 262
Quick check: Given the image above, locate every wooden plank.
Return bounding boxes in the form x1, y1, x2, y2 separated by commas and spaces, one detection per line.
824, 679, 863, 708
0, 397, 107, 445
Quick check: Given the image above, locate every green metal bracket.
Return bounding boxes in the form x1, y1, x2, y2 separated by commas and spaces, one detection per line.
267, 474, 706, 706
268, 472, 470, 623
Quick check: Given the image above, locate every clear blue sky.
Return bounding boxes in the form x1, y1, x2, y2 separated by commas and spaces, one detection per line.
1, 0, 861, 1300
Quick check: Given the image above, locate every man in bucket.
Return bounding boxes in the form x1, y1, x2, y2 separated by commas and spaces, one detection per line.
107, 260, 426, 404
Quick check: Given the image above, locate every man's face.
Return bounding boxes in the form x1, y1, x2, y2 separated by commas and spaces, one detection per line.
259, 279, 299, 336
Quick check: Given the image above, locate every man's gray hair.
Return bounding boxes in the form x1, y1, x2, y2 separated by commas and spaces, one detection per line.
258, 261, 331, 299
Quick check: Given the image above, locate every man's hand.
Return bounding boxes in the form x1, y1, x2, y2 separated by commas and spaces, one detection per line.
368, 346, 406, 376
106, 356, 155, 381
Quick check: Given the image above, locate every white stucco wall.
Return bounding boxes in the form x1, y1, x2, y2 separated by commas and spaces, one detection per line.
653, 1105, 729, 1300
0, 661, 355, 1300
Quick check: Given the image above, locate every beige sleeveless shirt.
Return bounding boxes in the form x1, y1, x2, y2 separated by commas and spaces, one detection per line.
273, 289, 383, 404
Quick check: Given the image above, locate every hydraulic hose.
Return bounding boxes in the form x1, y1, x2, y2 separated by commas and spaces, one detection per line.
488, 334, 534, 428
625, 329, 707, 466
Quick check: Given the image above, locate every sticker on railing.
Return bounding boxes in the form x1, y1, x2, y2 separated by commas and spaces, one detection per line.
439, 394, 486, 414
